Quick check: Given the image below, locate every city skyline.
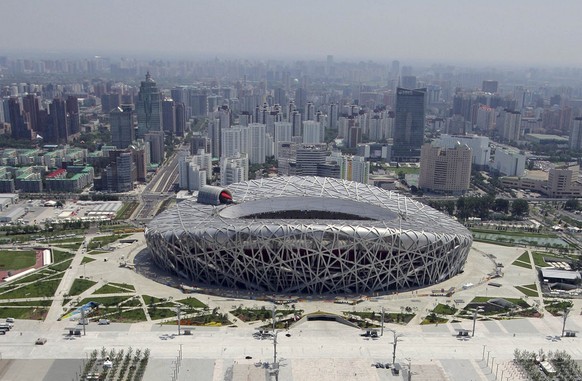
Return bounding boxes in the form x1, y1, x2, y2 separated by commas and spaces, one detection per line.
4, 0, 582, 67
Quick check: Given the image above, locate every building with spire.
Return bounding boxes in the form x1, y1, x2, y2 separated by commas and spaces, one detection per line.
136, 72, 162, 139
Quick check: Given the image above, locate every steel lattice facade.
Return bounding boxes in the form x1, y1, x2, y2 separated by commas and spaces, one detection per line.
145, 176, 472, 294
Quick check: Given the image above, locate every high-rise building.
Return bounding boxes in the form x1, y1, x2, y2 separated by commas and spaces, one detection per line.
136, 72, 162, 138
145, 130, 165, 164
401, 76, 417, 90
497, 109, 522, 142
162, 98, 176, 135
482, 80, 498, 93
66, 96, 80, 135
221, 126, 249, 160
48, 97, 69, 143
220, 152, 248, 186
327, 103, 338, 131
392, 88, 426, 162
8, 97, 34, 140
22, 94, 40, 133
302, 121, 322, 144
110, 105, 135, 149
248, 123, 266, 164
570, 117, 582, 151
419, 143, 472, 194
175, 102, 186, 137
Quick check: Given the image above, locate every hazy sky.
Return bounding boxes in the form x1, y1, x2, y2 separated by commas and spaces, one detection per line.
4, 0, 582, 66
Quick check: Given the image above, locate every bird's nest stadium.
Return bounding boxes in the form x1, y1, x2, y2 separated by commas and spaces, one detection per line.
145, 176, 472, 294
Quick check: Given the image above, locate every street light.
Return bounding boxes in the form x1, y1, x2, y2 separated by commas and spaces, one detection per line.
381, 307, 385, 336
388, 329, 404, 365
472, 307, 484, 337
561, 308, 571, 337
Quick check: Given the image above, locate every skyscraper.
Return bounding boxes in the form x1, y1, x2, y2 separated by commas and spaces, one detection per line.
136, 72, 162, 138
162, 98, 176, 135
66, 96, 80, 135
8, 97, 33, 140
110, 105, 135, 149
49, 97, 69, 143
392, 88, 426, 162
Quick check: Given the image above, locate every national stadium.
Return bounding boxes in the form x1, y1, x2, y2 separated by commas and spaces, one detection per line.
145, 176, 472, 294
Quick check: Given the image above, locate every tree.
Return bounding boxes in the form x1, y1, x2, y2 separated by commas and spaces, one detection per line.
564, 198, 579, 211
493, 198, 510, 213
511, 199, 529, 217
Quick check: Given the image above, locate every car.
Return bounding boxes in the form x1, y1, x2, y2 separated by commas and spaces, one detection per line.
6, 318, 14, 323
35, 338, 47, 345
98, 319, 110, 325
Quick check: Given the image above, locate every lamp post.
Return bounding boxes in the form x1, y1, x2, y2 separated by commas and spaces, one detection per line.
472, 307, 484, 337
176, 305, 181, 336
388, 329, 403, 365
561, 308, 571, 337
381, 307, 385, 337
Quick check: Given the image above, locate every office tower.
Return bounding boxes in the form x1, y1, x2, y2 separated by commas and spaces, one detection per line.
327, 103, 338, 131
482, 80, 498, 93
401, 76, 417, 90
171, 87, 190, 118
570, 117, 582, 151
189, 89, 208, 116
419, 143, 472, 194
248, 123, 266, 164
66, 96, 80, 135
145, 130, 165, 164
162, 98, 176, 135
286, 100, 296, 122
115, 151, 136, 192
101, 93, 121, 114
130, 143, 148, 182
175, 102, 186, 137
22, 94, 40, 133
136, 72, 162, 138
8, 97, 33, 140
392, 88, 426, 162
220, 152, 248, 186
49, 97, 69, 143
302, 121, 322, 144
110, 105, 134, 149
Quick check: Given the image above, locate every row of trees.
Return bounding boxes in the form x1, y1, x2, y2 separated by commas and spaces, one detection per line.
427, 195, 529, 221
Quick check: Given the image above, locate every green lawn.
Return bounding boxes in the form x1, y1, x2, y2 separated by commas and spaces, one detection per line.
0, 300, 53, 306
108, 282, 135, 291
0, 278, 62, 299
87, 234, 130, 250
432, 303, 458, 315
112, 308, 147, 323
516, 251, 531, 263
515, 285, 538, 297
176, 297, 206, 308
470, 229, 558, 238
68, 278, 97, 296
0, 250, 36, 270
78, 296, 133, 307
0, 307, 48, 320
512, 261, 532, 269
93, 284, 133, 295
80, 256, 95, 265
52, 250, 73, 263
531, 251, 568, 267
148, 308, 178, 320
49, 259, 73, 272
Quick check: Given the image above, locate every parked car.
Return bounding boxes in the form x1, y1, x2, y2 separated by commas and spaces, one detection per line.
35, 338, 47, 345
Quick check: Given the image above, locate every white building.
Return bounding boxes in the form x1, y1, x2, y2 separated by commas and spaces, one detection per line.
436, 134, 491, 168
492, 147, 526, 177
248, 123, 266, 164
221, 153, 248, 186
302, 121, 323, 144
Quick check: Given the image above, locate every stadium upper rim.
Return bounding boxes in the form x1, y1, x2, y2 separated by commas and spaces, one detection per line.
147, 176, 470, 237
